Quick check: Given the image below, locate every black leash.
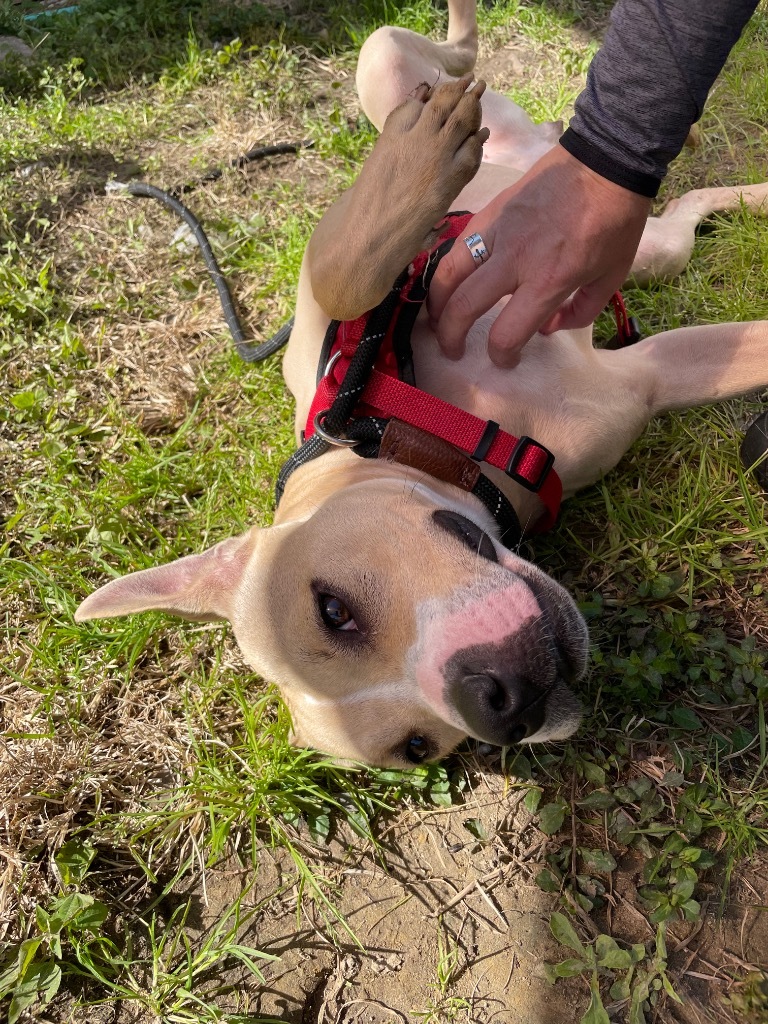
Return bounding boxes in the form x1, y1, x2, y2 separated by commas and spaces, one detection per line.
168, 141, 313, 198
106, 140, 308, 361
274, 273, 409, 500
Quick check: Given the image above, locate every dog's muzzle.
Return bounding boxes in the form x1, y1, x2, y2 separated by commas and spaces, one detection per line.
442, 614, 564, 745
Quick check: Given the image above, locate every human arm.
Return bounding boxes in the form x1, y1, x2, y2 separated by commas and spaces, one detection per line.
428, 0, 761, 367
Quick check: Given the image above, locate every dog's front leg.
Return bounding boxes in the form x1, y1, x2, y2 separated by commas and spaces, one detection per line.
307, 76, 488, 321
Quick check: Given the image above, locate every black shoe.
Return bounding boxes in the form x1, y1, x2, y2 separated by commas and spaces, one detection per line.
740, 409, 768, 490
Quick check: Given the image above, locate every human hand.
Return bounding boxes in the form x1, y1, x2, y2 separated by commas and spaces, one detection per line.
427, 144, 651, 367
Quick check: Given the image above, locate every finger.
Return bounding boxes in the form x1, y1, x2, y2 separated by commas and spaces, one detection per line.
539, 279, 618, 335
427, 228, 481, 330
433, 260, 512, 360
486, 282, 565, 367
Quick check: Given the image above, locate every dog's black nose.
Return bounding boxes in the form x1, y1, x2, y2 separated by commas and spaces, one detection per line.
452, 671, 547, 745
432, 510, 498, 562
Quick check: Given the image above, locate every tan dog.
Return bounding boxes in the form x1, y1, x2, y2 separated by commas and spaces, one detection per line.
76, 0, 768, 766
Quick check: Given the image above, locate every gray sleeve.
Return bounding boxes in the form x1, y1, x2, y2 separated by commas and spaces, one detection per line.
559, 0, 759, 196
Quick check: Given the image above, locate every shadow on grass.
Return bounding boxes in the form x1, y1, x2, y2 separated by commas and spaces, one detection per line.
0, 0, 614, 98
0, 146, 144, 241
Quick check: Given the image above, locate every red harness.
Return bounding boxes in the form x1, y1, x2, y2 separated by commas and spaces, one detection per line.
305, 213, 564, 530
294, 212, 639, 535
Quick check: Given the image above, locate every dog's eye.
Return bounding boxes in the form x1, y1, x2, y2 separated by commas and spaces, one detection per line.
404, 735, 430, 764
318, 593, 358, 631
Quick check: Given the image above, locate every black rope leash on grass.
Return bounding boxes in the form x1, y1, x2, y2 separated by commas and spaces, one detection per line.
106, 140, 313, 362
168, 141, 313, 198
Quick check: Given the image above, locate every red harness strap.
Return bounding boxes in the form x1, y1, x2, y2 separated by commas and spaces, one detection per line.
306, 215, 476, 437
358, 368, 560, 514
305, 213, 607, 533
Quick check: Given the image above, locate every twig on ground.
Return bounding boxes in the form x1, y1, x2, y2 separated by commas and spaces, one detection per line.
429, 866, 504, 916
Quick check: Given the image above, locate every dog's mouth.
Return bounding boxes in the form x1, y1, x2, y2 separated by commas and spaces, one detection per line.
485, 552, 588, 745
510, 557, 589, 680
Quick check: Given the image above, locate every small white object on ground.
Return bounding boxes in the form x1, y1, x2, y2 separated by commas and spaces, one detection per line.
170, 222, 200, 255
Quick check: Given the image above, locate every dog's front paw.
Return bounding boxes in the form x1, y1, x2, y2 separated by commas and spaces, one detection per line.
312, 77, 489, 322
384, 75, 488, 218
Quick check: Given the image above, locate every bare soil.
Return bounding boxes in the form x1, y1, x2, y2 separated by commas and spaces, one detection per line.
168, 784, 589, 1024
119, 768, 767, 1024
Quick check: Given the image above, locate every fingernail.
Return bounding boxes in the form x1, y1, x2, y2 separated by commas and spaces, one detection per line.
436, 332, 461, 361
490, 351, 519, 369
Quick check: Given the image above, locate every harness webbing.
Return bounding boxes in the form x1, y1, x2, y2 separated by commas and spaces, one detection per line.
277, 213, 563, 540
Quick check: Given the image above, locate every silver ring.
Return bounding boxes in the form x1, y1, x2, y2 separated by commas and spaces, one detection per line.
323, 349, 342, 378
464, 232, 488, 266
313, 409, 358, 448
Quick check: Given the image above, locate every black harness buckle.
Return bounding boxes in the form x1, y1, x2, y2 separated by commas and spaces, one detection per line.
505, 436, 555, 492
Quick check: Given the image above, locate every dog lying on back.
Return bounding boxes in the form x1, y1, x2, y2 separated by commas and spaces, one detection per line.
76, 0, 768, 766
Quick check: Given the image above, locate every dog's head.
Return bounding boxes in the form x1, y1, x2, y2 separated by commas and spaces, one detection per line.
76, 473, 588, 766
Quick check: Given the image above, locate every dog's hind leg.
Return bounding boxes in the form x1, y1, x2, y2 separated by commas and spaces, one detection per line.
631, 181, 768, 285
357, 1, 562, 174
356, 0, 478, 131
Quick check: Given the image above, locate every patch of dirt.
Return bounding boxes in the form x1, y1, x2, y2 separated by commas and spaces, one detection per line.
476, 26, 586, 101
127, 768, 767, 1024
168, 782, 586, 1023
686, 854, 768, 1020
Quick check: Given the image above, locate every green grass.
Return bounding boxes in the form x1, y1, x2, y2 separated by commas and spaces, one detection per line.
1, 2, 767, 1022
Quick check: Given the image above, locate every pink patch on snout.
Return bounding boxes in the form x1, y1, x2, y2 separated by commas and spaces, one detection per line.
414, 582, 541, 719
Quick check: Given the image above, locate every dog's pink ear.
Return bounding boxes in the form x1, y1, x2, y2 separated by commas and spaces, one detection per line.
75, 530, 257, 624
